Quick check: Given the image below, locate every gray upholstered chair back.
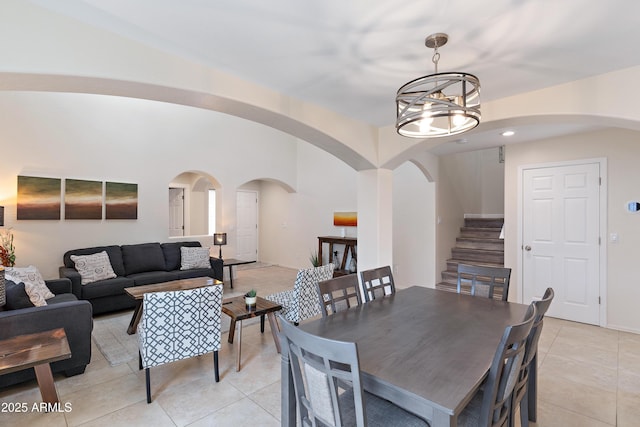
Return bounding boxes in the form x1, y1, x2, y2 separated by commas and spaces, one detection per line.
359, 266, 395, 302
457, 264, 511, 301
279, 314, 366, 426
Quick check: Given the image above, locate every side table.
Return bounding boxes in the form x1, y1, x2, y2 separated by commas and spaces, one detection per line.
0, 328, 71, 404
221, 258, 256, 288
221, 296, 281, 371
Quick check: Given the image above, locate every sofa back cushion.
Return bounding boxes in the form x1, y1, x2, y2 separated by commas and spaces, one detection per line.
64, 245, 125, 277
161, 241, 202, 271
121, 243, 166, 276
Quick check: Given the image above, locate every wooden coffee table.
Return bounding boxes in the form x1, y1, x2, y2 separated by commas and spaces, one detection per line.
0, 328, 71, 404
221, 296, 282, 371
125, 276, 223, 334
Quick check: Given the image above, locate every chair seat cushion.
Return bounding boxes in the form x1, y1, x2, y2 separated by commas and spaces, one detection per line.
457, 389, 483, 427
339, 389, 430, 427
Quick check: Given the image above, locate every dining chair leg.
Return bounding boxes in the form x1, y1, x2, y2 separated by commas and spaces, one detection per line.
213, 350, 220, 382
519, 389, 530, 427
145, 368, 151, 403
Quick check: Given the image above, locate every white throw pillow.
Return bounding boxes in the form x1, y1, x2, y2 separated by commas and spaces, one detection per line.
70, 251, 117, 285
180, 246, 211, 270
5, 265, 54, 307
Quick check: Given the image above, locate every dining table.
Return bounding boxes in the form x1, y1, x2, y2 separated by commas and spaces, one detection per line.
280, 286, 529, 427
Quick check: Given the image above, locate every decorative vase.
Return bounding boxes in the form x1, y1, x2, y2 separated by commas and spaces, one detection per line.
245, 296, 257, 307
349, 258, 357, 273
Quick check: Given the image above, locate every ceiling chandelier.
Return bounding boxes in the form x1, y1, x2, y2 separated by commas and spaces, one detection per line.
396, 33, 481, 138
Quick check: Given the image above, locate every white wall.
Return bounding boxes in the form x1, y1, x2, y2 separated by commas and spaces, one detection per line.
505, 128, 640, 333
258, 142, 358, 269
393, 162, 436, 288
0, 91, 298, 278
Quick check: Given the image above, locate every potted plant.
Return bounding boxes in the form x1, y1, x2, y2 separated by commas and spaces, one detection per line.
309, 250, 319, 267
245, 289, 257, 307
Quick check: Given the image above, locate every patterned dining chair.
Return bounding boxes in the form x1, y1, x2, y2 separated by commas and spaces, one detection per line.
456, 264, 512, 301
266, 264, 334, 324
359, 265, 395, 302
137, 285, 223, 403
278, 315, 429, 427
316, 274, 362, 317
457, 304, 536, 427
509, 287, 555, 427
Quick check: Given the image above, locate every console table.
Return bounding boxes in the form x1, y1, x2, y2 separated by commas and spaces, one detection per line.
317, 236, 357, 276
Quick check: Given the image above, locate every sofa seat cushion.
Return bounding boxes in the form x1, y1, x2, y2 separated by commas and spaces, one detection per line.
122, 243, 166, 276
161, 241, 202, 271
47, 293, 79, 305
81, 276, 135, 300
129, 271, 175, 287
165, 269, 216, 281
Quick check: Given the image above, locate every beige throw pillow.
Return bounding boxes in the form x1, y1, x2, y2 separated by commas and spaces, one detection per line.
70, 251, 117, 285
180, 246, 211, 270
5, 265, 54, 307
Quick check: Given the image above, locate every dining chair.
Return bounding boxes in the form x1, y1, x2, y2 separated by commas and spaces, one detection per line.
509, 287, 555, 427
359, 265, 395, 302
456, 263, 511, 301
137, 285, 223, 403
457, 303, 536, 427
278, 315, 430, 427
266, 264, 334, 324
317, 274, 362, 317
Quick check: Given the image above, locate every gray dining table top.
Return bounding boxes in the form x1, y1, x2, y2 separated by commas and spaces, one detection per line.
296, 286, 529, 424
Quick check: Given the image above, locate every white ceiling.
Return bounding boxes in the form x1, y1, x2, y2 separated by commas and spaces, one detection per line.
29, 0, 640, 154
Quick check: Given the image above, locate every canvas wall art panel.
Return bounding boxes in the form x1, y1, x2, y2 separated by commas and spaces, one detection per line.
65, 179, 103, 220
17, 176, 61, 220
333, 211, 357, 227
105, 182, 138, 219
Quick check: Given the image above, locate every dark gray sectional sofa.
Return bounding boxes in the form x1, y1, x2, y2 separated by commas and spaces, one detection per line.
0, 278, 93, 388
59, 241, 223, 315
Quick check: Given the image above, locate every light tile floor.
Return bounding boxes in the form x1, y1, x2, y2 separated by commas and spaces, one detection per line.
0, 265, 638, 426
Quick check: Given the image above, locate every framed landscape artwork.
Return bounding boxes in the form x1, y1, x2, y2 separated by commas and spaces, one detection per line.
333, 211, 357, 227
65, 179, 103, 220
105, 182, 138, 220
17, 176, 61, 220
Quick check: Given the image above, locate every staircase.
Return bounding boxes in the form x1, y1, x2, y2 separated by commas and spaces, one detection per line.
436, 217, 505, 295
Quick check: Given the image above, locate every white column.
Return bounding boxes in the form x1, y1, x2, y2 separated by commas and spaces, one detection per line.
357, 169, 393, 271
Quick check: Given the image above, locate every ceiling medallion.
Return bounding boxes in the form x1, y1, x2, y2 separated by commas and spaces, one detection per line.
396, 33, 481, 138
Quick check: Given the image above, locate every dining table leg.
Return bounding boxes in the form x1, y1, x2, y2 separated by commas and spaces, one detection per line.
432, 408, 457, 427
127, 300, 143, 335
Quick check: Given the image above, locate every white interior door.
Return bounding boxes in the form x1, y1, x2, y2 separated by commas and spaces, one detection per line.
522, 162, 601, 325
236, 190, 258, 261
169, 187, 184, 237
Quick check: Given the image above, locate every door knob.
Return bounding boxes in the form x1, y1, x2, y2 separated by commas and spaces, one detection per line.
524, 245, 532, 251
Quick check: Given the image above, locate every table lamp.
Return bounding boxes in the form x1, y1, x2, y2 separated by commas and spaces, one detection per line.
213, 232, 227, 259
